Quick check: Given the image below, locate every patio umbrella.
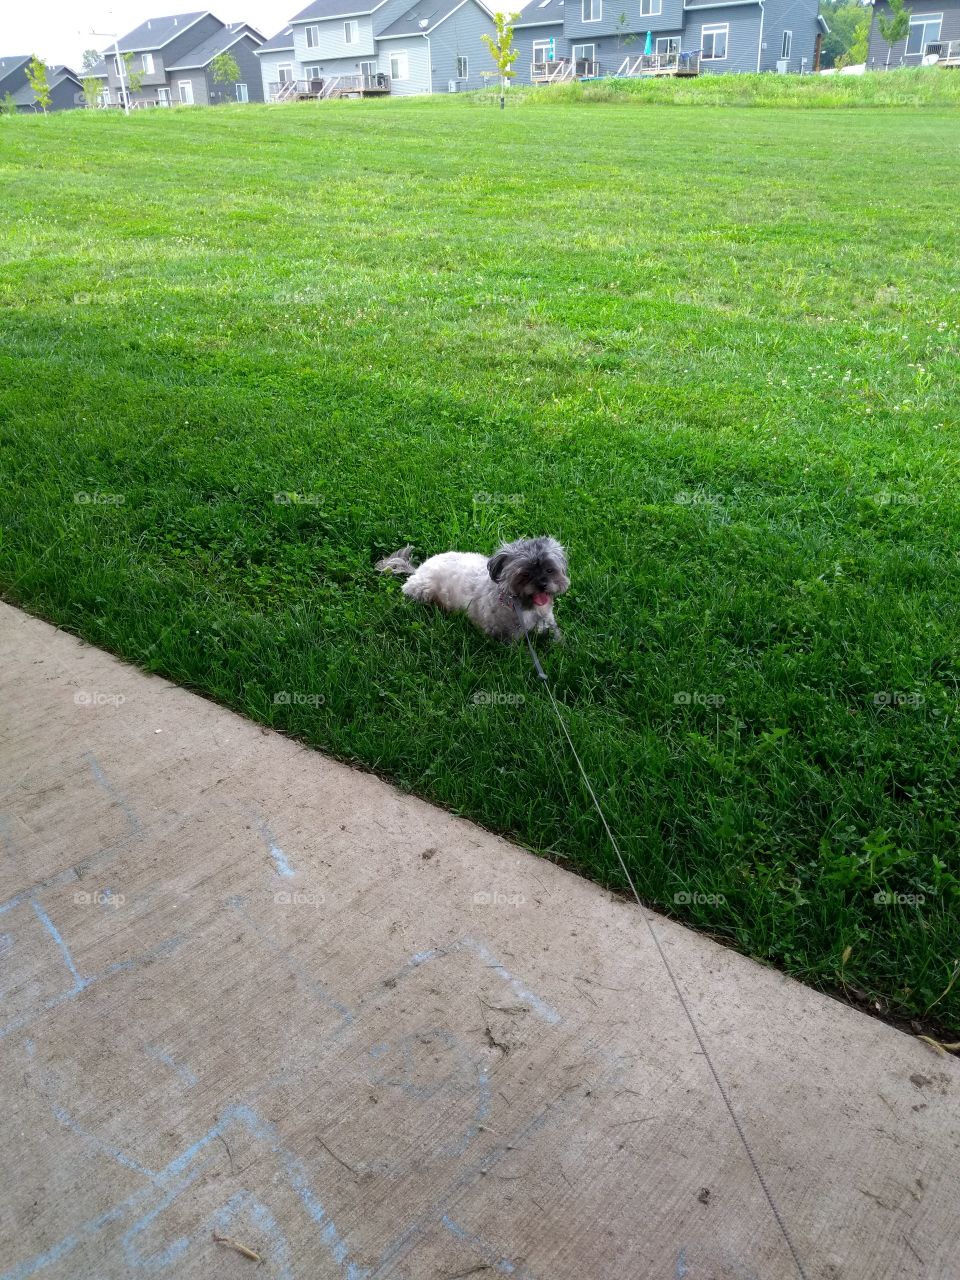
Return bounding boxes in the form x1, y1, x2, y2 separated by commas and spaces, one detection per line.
644, 30, 653, 55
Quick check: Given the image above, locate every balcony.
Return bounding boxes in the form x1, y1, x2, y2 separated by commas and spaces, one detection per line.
925, 39, 960, 65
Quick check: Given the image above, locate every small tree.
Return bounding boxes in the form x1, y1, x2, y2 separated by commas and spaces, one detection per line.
121, 51, 144, 103
878, 0, 911, 66
25, 56, 51, 114
0, 91, 16, 116
210, 52, 242, 102
81, 49, 102, 73
82, 75, 103, 108
836, 9, 871, 66
481, 12, 519, 110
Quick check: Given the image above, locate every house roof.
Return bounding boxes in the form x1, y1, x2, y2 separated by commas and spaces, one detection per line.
11, 65, 81, 105
0, 55, 32, 91
111, 12, 216, 53
291, 0, 383, 21
377, 0, 484, 37
514, 0, 564, 27
167, 23, 264, 68
84, 59, 109, 78
254, 25, 295, 53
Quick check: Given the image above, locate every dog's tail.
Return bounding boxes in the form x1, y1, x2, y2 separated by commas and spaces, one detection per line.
376, 545, 417, 577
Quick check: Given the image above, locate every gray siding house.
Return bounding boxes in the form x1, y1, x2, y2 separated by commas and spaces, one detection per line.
100, 11, 264, 107
513, 0, 826, 79
11, 64, 86, 112
867, 0, 960, 66
257, 0, 496, 98
0, 55, 33, 103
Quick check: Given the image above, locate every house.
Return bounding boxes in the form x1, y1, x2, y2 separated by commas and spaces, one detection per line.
867, 0, 960, 68
12, 64, 86, 112
256, 0, 497, 100
0, 55, 33, 103
100, 11, 265, 108
513, 0, 828, 81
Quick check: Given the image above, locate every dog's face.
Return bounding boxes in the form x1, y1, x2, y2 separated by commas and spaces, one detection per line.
487, 537, 569, 611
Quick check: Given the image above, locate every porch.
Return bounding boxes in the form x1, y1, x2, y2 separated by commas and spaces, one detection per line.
615, 51, 701, 77
926, 39, 960, 66
530, 59, 600, 83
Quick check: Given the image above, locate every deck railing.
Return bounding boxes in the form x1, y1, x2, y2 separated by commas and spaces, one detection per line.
530, 58, 599, 82
615, 50, 701, 75
925, 39, 960, 61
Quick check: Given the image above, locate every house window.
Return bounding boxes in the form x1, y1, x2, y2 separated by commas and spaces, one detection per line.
114, 55, 124, 77
572, 43, 595, 64
582, 0, 601, 21
390, 51, 409, 79
360, 60, 375, 75
533, 38, 556, 64
142, 53, 155, 74
157, 86, 170, 104
780, 30, 792, 59
905, 12, 942, 54
701, 23, 728, 59
305, 65, 322, 78
305, 25, 320, 47
656, 36, 680, 55
344, 20, 359, 43
456, 54, 468, 78
178, 79, 194, 103
236, 82, 249, 101
640, 0, 662, 15
277, 63, 293, 83
102, 85, 112, 103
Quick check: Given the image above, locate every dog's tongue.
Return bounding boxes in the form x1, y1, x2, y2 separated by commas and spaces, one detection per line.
532, 592, 552, 607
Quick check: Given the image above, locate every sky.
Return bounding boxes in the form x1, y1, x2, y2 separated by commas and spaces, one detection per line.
0, 1, 298, 70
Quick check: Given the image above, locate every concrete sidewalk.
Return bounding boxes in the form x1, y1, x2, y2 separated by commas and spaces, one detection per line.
1, 600, 957, 1280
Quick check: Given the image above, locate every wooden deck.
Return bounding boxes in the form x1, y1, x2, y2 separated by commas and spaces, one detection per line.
269, 75, 391, 103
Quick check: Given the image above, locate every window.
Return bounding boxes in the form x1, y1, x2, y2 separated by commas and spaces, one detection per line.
157, 85, 170, 104
389, 50, 409, 79
360, 60, 375, 75
102, 85, 111, 103
236, 82, 249, 101
178, 79, 194, 103
305, 24, 320, 47
905, 12, 942, 54
344, 19, 359, 43
656, 36, 680, 55
114, 55, 123, 77
142, 52, 155, 74
780, 29, 792, 59
277, 63, 293, 82
572, 42, 595, 63
639, 0, 662, 15
305, 64, 321, 78
582, 0, 601, 21
533, 38, 555, 63
456, 54, 468, 78
701, 23, 728, 59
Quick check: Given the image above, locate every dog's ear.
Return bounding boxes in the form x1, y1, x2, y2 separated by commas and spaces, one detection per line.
487, 550, 509, 582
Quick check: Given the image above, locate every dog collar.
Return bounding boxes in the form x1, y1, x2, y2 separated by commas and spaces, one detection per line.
499, 590, 516, 611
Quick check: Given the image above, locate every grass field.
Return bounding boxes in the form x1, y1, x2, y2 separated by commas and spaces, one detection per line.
1, 97, 958, 1034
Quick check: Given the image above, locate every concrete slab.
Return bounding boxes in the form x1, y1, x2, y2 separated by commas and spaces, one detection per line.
1, 599, 958, 1280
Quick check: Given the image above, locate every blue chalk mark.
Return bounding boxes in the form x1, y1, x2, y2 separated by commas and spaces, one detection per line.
83, 751, 140, 833
676, 1247, 689, 1278
145, 1046, 198, 1088
24, 1038, 35, 1059
31, 901, 88, 992
440, 1216, 525, 1276
463, 939, 562, 1025
254, 816, 295, 877
213, 1193, 294, 1280
409, 949, 437, 966
53, 1106, 159, 1182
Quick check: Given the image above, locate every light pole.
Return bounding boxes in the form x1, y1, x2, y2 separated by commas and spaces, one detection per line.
90, 28, 130, 114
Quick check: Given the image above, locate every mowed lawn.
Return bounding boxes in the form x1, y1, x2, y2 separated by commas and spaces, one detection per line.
1, 98, 958, 1033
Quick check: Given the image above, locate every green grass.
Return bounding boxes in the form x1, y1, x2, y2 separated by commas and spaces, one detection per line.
1, 99, 958, 1034
531, 65, 960, 108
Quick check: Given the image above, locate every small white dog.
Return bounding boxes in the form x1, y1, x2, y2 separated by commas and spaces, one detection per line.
377, 537, 569, 643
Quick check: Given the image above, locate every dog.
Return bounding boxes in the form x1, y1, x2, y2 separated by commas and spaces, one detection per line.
377, 537, 569, 643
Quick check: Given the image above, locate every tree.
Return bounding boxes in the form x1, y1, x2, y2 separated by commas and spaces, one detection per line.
0, 91, 16, 116
836, 7, 871, 67
82, 75, 103, 108
481, 12, 519, 109
25, 57, 51, 114
81, 49, 102, 73
878, 0, 911, 65
210, 52, 242, 102
820, 2, 866, 68
122, 52, 144, 96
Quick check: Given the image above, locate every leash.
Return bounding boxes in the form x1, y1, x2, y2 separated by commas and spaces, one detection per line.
513, 607, 809, 1280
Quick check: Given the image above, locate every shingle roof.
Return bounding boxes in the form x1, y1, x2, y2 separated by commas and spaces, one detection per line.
11, 65, 81, 105
291, 0, 381, 21
112, 12, 213, 53
166, 23, 264, 68
255, 25, 295, 53
0, 55, 32, 91
514, 0, 565, 27
378, 0, 485, 36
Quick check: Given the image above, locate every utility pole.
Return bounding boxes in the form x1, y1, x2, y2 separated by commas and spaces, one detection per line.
90, 27, 130, 115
